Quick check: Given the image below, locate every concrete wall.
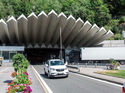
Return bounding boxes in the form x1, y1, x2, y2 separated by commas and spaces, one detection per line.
81, 47, 125, 60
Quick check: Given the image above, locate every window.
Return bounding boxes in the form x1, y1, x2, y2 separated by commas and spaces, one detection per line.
9, 52, 16, 60
50, 61, 64, 66
0, 51, 2, 57
2, 51, 9, 60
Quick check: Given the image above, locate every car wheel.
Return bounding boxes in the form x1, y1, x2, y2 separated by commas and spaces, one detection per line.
65, 75, 69, 78
48, 71, 51, 78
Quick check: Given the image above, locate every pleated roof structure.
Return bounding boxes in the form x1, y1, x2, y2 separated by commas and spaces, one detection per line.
0, 10, 114, 49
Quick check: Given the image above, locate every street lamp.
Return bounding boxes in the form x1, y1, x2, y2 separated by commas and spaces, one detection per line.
122, 31, 125, 44
60, 27, 63, 60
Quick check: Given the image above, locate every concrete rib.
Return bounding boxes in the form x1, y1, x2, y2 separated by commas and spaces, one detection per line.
64, 18, 84, 47
92, 30, 114, 46
27, 44, 33, 48
62, 15, 76, 43
38, 11, 48, 45
45, 10, 59, 45
52, 12, 67, 45
47, 44, 52, 48
78, 24, 100, 47
41, 43, 46, 48
7, 16, 19, 44
71, 21, 92, 47
86, 27, 107, 46
0, 11, 114, 47
34, 44, 40, 48
17, 14, 28, 45
28, 12, 38, 45
0, 19, 11, 44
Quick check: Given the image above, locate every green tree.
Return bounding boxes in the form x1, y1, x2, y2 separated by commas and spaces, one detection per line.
0, 1, 14, 19
104, 0, 125, 16
60, 0, 95, 24
13, 53, 29, 72
120, 16, 125, 23
90, 0, 111, 26
104, 19, 119, 32
113, 33, 124, 40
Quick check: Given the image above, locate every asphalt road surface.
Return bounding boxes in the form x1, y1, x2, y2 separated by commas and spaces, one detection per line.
33, 65, 122, 93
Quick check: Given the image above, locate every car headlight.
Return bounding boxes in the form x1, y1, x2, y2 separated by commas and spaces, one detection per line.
50, 68, 56, 71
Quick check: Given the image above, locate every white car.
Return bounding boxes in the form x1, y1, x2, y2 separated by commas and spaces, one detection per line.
44, 59, 69, 78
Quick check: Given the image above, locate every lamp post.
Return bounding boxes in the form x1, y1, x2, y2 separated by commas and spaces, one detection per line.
122, 31, 125, 44
60, 27, 63, 60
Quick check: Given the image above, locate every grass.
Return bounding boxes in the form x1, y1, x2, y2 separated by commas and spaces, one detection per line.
97, 70, 125, 79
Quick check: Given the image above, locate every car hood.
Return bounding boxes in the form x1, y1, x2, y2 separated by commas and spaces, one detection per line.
50, 65, 66, 69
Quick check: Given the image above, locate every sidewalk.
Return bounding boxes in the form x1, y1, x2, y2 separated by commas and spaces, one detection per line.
0, 67, 13, 93
0, 66, 44, 93
69, 67, 125, 85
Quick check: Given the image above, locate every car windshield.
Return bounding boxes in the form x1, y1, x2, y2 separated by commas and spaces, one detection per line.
50, 60, 64, 66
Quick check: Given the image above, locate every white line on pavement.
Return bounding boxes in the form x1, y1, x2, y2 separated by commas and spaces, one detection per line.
0, 67, 8, 73
31, 66, 53, 93
72, 72, 122, 88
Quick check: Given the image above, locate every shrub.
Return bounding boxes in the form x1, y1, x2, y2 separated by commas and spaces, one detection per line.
11, 72, 17, 78
120, 16, 125, 23
13, 53, 29, 72
8, 71, 32, 93
8, 53, 32, 93
109, 59, 120, 70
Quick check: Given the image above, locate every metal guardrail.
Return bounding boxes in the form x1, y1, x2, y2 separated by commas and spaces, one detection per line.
67, 65, 79, 69
67, 65, 80, 72
70, 62, 109, 66
68, 62, 111, 68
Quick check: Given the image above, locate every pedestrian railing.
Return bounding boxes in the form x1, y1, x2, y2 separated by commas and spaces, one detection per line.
69, 62, 109, 69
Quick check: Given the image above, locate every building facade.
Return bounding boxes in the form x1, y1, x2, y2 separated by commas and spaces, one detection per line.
0, 10, 114, 64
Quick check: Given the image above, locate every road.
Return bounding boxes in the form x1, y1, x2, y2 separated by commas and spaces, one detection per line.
33, 65, 122, 93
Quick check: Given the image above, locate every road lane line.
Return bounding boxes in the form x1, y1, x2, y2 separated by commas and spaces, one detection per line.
71, 72, 122, 88
0, 67, 8, 73
31, 65, 53, 93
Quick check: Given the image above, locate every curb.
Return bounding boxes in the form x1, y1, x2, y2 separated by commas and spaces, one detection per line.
69, 70, 123, 85
31, 66, 53, 93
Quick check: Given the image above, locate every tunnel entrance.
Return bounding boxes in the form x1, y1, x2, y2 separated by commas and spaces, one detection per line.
24, 48, 65, 64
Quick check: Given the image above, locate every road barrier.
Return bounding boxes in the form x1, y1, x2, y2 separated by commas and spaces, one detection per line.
67, 65, 78, 69
67, 65, 80, 72
70, 62, 109, 68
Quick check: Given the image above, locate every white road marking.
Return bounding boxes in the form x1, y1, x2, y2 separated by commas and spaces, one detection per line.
0, 67, 8, 73
71, 72, 123, 88
31, 65, 53, 93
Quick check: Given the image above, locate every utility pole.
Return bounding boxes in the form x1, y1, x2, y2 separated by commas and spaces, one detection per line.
60, 27, 63, 60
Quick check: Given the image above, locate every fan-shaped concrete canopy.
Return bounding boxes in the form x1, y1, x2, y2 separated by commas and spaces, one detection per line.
0, 10, 114, 49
